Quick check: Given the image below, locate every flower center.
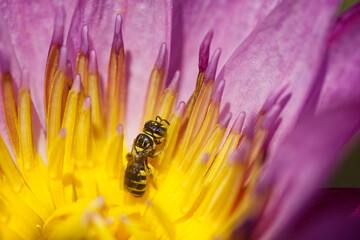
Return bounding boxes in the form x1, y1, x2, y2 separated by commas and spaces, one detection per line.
0, 14, 288, 239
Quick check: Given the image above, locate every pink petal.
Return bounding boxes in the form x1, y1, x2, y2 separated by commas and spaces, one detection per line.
169, 0, 280, 102
66, 0, 126, 80
217, 0, 341, 149
316, 2, 360, 113
0, 0, 77, 128
255, 105, 360, 239
66, 0, 173, 140
123, 0, 172, 140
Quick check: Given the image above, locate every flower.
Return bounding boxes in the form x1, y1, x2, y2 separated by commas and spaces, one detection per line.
0, 0, 360, 239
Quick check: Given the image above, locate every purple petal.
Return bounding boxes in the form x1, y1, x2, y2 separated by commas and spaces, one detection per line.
66, 0, 126, 80
0, 0, 77, 127
254, 105, 360, 239
123, 0, 172, 139
288, 189, 360, 239
169, 0, 280, 102
217, 0, 341, 149
66, 0, 173, 140
316, 2, 360, 113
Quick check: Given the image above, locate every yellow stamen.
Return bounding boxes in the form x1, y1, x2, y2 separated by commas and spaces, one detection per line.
18, 86, 55, 212
105, 47, 126, 137
1, 73, 19, 156
47, 68, 66, 150
87, 50, 103, 130
142, 66, 165, 124
177, 80, 214, 165
44, 45, 60, 115
76, 52, 88, 94
48, 129, 66, 208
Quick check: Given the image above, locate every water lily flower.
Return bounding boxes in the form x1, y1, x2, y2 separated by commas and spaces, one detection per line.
0, 0, 360, 239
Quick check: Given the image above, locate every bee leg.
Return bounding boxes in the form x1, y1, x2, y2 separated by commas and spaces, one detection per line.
145, 158, 152, 174
145, 160, 158, 190
126, 153, 133, 161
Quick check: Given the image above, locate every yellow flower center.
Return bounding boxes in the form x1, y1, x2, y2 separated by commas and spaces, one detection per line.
0, 15, 274, 240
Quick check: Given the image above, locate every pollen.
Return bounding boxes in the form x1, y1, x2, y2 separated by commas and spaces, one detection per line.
0, 14, 288, 239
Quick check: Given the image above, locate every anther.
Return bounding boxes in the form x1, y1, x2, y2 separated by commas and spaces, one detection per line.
261, 105, 282, 130
174, 101, 186, 116
57, 46, 67, 71
261, 84, 289, 114
71, 74, 82, 93
51, 8, 65, 46
65, 60, 73, 80
204, 48, 221, 82
20, 68, 29, 89
80, 26, 89, 55
83, 96, 91, 110
116, 124, 123, 136
168, 70, 180, 92
199, 31, 213, 72
112, 15, 124, 53
212, 79, 225, 104
219, 112, 232, 128
233, 112, 246, 133
155, 42, 167, 70
88, 50, 98, 73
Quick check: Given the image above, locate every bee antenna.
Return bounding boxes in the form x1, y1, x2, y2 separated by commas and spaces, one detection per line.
163, 119, 170, 126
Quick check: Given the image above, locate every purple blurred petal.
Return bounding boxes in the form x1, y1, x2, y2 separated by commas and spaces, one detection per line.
217, 0, 341, 150
288, 189, 360, 240
169, 0, 280, 102
316, 2, 360, 113
67, 0, 173, 140
255, 105, 360, 239
0, 0, 77, 128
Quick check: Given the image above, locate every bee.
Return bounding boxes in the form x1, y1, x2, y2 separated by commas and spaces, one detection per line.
123, 151, 149, 197
131, 116, 170, 158
124, 116, 170, 197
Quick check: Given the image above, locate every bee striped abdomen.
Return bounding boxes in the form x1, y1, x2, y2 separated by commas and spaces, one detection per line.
124, 160, 147, 197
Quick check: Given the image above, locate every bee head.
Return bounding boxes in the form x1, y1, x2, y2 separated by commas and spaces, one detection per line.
143, 116, 170, 143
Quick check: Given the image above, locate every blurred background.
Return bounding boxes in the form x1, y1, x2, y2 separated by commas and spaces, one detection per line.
327, 0, 360, 188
